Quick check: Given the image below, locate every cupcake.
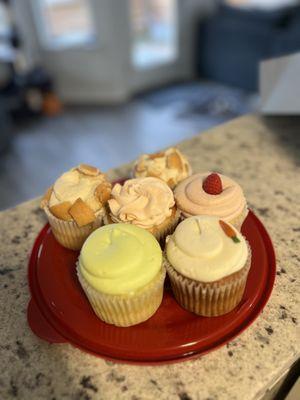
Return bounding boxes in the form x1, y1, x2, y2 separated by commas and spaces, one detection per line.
40, 164, 111, 250
133, 147, 192, 189
77, 223, 166, 326
106, 177, 180, 243
165, 216, 251, 317
174, 172, 248, 230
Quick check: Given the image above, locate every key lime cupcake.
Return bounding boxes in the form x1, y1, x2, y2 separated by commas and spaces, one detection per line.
133, 147, 192, 188
106, 177, 180, 244
174, 172, 248, 230
165, 215, 251, 317
77, 223, 166, 326
40, 164, 111, 250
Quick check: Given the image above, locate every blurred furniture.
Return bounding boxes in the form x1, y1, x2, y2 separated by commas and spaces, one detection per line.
196, 4, 300, 90
0, 96, 12, 154
260, 52, 300, 115
0, 0, 60, 153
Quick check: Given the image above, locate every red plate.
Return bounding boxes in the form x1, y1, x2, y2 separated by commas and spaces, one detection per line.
27, 210, 276, 365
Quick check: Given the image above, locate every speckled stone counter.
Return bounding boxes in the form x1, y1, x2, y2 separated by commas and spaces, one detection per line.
0, 115, 299, 400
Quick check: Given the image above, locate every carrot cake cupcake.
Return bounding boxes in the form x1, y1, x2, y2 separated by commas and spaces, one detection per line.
40, 164, 111, 250
133, 147, 192, 189
77, 223, 166, 326
106, 177, 180, 243
174, 172, 248, 230
165, 215, 251, 316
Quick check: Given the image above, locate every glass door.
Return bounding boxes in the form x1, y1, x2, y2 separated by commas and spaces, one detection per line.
129, 0, 190, 92
20, 0, 191, 103
27, 0, 130, 103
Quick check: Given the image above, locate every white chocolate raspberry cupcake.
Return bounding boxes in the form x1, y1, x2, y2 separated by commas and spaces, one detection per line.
40, 164, 111, 250
174, 172, 248, 230
133, 147, 192, 189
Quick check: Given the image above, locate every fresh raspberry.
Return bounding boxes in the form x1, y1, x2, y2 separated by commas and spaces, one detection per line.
202, 173, 222, 195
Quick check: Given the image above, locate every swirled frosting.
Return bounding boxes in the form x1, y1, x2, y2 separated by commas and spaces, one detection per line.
133, 147, 192, 188
79, 224, 162, 295
49, 167, 106, 212
174, 172, 247, 221
108, 177, 175, 228
166, 216, 248, 282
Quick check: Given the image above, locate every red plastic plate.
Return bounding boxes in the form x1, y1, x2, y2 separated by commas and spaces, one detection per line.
27, 211, 276, 365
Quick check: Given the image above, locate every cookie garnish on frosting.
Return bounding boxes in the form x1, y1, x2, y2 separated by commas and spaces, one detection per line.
133, 147, 191, 189
41, 164, 111, 226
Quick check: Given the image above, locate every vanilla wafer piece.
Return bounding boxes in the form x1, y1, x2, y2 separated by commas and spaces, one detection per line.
77, 164, 100, 177
69, 198, 96, 227
95, 182, 112, 205
49, 201, 72, 221
166, 151, 184, 171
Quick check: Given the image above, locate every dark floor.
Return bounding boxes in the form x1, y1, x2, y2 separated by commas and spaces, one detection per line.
0, 81, 258, 210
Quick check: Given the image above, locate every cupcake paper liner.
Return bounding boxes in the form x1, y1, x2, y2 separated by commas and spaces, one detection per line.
45, 207, 105, 250
149, 208, 180, 245
228, 207, 249, 231
164, 242, 252, 317
77, 266, 166, 327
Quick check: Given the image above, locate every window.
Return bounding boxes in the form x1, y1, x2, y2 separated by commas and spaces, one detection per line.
34, 0, 95, 48
130, 0, 178, 69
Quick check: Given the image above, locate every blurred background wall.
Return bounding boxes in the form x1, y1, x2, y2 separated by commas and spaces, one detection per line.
0, 0, 299, 210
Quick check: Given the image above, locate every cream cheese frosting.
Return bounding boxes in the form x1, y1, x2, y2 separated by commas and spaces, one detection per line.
79, 224, 162, 295
49, 167, 106, 212
108, 177, 175, 228
174, 172, 247, 221
166, 216, 248, 282
134, 147, 192, 187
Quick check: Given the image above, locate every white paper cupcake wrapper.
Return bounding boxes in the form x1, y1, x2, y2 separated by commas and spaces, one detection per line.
228, 207, 249, 231
150, 209, 180, 245
164, 242, 252, 317
44, 207, 105, 250
77, 265, 166, 327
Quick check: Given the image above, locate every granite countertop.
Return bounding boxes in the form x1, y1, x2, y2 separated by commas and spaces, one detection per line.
0, 115, 299, 400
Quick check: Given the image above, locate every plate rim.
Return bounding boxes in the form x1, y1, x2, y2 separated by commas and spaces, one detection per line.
27, 210, 276, 365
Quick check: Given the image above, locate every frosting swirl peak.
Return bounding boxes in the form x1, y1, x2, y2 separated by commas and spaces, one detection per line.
108, 177, 175, 228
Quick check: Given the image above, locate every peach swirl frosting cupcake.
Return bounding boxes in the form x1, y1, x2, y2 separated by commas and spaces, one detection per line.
77, 223, 166, 327
174, 172, 248, 230
165, 215, 251, 317
105, 177, 180, 243
40, 164, 111, 250
133, 147, 192, 189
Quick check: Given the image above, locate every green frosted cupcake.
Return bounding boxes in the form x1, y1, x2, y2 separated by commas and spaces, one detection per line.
77, 223, 166, 327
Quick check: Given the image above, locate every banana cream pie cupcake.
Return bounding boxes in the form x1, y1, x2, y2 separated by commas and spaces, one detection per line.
77, 223, 166, 326
106, 177, 180, 243
165, 215, 251, 317
133, 147, 192, 189
174, 172, 248, 230
40, 164, 111, 250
